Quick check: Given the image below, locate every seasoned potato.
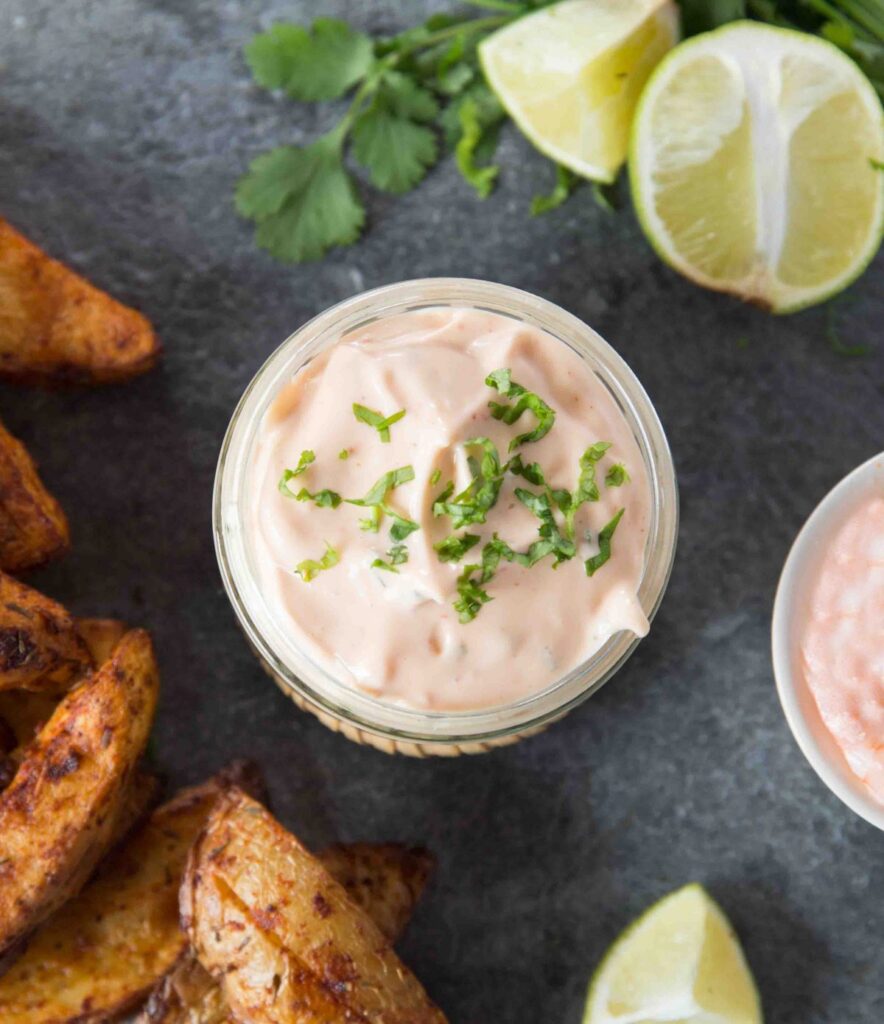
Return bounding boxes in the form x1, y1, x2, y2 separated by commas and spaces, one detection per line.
0, 689, 61, 749
0, 418, 69, 573
0, 216, 160, 385
141, 842, 435, 1024
0, 761, 261, 1022
0, 571, 92, 691
182, 789, 447, 1024
0, 629, 158, 955
317, 842, 434, 945
76, 617, 127, 667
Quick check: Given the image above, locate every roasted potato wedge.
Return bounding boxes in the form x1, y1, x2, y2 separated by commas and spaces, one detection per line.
0, 418, 69, 573
0, 761, 262, 1023
0, 571, 92, 691
0, 216, 160, 385
0, 689, 62, 749
182, 789, 446, 1024
141, 842, 434, 1024
0, 629, 158, 954
76, 617, 127, 667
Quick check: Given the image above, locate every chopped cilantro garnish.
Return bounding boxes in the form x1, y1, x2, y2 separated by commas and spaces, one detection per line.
347, 465, 418, 540
295, 541, 340, 582
453, 564, 493, 623
585, 509, 625, 577
429, 467, 442, 486
353, 403, 406, 443
372, 543, 409, 573
432, 437, 505, 528
605, 463, 630, 487
485, 369, 555, 451
515, 487, 576, 567
294, 487, 342, 509
434, 533, 481, 563
278, 450, 317, 495
338, 448, 350, 460
508, 453, 545, 486
562, 442, 611, 536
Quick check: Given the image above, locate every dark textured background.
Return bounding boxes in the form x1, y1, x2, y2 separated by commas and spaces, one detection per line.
1, 2, 882, 1021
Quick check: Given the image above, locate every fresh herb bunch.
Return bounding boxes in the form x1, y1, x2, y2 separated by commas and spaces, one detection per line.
237, 0, 884, 264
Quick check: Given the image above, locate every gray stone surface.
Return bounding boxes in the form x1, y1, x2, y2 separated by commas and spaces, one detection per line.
1, 1, 882, 1020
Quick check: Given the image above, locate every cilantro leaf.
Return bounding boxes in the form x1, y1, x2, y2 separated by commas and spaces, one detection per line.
352, 72, 439, 193
508, 454, 546, 486
485, 369, 556, 450
245, 19, 375, 101
352, 403, 407, 442
605, 463, 630, 487
585, 509, 625, 577
295, 541, 340, 582
339, 448, 350, 460
372, 543, 409, 573
531, 165, 578, 216
278, 450, 316, 495
434, 532, 481, 563
347, 465, 418, 540
432, 437, 505, 528
429, 468, 442, 485
565, 442, 611, 536
515, 488, 576, 566
453, 564, 493, 623
235, 132, 365, 263
454, 92, 504, 198
295, 487, 342, 509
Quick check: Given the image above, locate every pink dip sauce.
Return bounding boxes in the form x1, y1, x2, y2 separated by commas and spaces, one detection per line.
800, 496, 884, 804
246, 308, 650, 711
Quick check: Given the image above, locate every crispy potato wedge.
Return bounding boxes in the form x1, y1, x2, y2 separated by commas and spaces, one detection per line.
0, 571, 92, 691
0, 629, 158, 955
141, 842, 434, 1024
182, 789, 446, 1024
0, 418, 69, 573
76, 617, 127, 667
0, 762, 263, 1023
0, 217, 160, 385
0, 689, 62, 749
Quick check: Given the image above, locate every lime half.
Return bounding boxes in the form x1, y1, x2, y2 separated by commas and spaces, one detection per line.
480, 0, 679, 183
629, 21, 884, 312
584, 884, 762, 1024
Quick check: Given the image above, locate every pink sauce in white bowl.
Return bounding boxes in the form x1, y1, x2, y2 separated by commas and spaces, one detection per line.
773, 453, 884, 828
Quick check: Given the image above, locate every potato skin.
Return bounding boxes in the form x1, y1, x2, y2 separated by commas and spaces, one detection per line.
0, 571, 92, 691
0, 418, 69, 573
0, 629, 158, 956
182, 789, 447, 1024
76, 618, 127, 668
141, 842, 434, 1024
0, 217, 160, 385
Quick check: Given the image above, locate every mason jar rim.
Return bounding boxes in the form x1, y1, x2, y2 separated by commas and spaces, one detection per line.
213, 278, 679, 749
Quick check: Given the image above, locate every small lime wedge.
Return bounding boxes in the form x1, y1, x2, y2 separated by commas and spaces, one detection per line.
479, 0, 679, 183
584, 884, 762, 1024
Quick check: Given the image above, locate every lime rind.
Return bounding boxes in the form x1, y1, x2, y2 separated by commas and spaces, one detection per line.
628, 21, 884, 313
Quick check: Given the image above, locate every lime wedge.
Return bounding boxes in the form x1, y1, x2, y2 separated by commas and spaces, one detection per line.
584, 884, 762, 1024
479, 0, 679, 183
629, 22, 884, 312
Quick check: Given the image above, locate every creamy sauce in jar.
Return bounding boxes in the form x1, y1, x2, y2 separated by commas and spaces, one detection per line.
800, 495, 884, 804
246, 308, 651, 711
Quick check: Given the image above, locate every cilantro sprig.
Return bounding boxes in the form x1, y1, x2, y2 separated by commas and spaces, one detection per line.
372, 544, 409, 573
237, 4, 883, 263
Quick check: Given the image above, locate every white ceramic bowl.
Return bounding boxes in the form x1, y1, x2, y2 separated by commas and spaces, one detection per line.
772, 451, 884, 830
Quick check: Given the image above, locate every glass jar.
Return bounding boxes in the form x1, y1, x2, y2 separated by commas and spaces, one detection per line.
213, 279, 678, 756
